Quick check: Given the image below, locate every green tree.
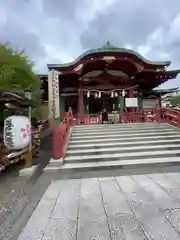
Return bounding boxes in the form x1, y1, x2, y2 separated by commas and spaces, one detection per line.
167, 95, 180, 108
0, 44, 43, 119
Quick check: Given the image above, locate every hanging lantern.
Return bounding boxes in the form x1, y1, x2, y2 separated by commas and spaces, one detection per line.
111, 91, 114, 98
98, 91, 101, 98
122, 90, 125, 97
114, 92, 118, 97
87, 91, 90, 98
94, 92, 98, 98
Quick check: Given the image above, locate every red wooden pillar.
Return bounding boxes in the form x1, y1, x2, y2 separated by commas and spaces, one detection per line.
78, 89, 84, 123
128, 88, 133, 98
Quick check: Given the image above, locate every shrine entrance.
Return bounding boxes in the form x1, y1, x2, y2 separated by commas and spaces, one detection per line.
88, 98, 101, 114
88, 97, 117, 114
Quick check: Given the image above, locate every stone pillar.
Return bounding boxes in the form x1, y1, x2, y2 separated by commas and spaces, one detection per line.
78, 90, 84, 122
48, 70, 53, 120
48, 69, 60, 125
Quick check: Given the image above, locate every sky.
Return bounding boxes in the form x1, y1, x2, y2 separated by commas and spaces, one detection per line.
0, 0, 180, 89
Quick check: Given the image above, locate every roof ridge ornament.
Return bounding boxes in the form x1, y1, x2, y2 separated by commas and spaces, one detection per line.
101, 41, 118, 50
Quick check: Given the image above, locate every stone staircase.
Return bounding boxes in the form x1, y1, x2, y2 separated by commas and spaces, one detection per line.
46, 123, 180, 172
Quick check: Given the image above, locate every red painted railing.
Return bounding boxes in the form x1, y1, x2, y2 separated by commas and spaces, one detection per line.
75, 112, 146, 124
77, 114, 100, 125
158, 108, 180, 127
52, 115, 72, 160
120, 112, 145, 123
72, 108, 180, 126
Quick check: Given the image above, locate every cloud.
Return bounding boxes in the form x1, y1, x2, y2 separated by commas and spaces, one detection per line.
80, 0, 180, 47
0, 0, 179, 88
80, 0, 180, 88
0, 0, 47, 71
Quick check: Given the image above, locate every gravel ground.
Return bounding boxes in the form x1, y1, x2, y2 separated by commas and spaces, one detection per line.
0, 134, 52, 240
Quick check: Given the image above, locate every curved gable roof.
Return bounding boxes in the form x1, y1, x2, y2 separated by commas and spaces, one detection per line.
47, 41, 171, 69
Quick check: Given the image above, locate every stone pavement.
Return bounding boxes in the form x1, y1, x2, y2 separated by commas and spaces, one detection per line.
18, 172, 180, 240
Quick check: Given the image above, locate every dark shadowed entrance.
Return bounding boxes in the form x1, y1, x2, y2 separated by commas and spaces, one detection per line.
88, 97, 117, 114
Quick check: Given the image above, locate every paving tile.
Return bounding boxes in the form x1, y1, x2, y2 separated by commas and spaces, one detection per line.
100, 179, 146, 240
77, 194, 110, 240
99, 177, 115, 182
18, 196, 56, 240
81, 178, 100, 198
42, 180, 64, 200
166, 209, 180, 234
42, 179, 81, 240
133, 175, 180, 210
149, 173, 180, 190
51, 179, 81, 219
115, 176, 140, 193
116, 175, 180, 240
77, 178, 110, 240
17, 180, 64, 240
42, 218, 77, 240
166, 173, 180, 187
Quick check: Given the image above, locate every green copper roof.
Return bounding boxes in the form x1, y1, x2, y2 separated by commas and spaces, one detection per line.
153, 88, 179, 93
47, 41, 171, 69
150, 88, 179, 96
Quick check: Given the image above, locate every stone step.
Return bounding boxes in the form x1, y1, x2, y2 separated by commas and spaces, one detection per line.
67, 139, 180, 150
73, 124, 169, 132
66, 144, 180, 156
69, 133, 180, 144
70, 130, 179, 140
73, 123, 166, 129
64, 149, 180, 163
71, 128, 176, 137
45, 157, 180, 172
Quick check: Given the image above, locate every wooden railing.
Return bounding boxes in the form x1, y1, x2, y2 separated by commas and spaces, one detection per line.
70, 108, 180, 127
120, 112, 146, 123
156, 108, 180, 127
77, 114, 100, 125
74, 112, 146, 124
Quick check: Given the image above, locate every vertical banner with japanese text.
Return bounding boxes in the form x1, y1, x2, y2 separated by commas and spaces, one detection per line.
48, 69, 60, 119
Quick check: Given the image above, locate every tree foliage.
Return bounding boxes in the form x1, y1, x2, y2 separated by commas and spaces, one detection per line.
0, 44, 43, 119
167, 94, 180, 108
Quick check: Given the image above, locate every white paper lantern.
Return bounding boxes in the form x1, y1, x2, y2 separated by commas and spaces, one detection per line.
3, 116, 31, 150
94, 92, 98, 98
122, 90, 125, 97
114, 92, 118, 97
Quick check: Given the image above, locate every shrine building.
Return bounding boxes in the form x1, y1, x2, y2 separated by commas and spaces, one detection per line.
39, 42, 180, 119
